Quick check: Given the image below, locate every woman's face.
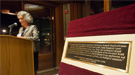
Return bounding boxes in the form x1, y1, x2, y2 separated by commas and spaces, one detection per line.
18, 15, 28, 27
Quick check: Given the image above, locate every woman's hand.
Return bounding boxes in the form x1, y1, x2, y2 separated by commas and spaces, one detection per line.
18, 36, 26, 39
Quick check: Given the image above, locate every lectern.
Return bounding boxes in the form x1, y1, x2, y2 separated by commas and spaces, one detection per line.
0, 35, 34, 75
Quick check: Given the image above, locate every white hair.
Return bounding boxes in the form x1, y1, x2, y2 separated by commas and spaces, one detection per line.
17, 11, 33, 23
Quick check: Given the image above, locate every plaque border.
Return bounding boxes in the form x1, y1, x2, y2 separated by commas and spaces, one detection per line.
64, 41, 132, 73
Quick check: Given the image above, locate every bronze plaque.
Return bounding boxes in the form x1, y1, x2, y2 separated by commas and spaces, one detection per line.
65, 42, 131, 71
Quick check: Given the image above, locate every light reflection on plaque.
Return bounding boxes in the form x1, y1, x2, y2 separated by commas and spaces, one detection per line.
65, 41, 131, 73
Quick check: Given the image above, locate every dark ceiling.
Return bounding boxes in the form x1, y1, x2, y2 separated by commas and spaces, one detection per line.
1, 1, 74, 18
1, 1, 72, 11
1, 1, 22, 11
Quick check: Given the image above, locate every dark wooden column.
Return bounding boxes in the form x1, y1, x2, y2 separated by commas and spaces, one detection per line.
55, 5, 64, 66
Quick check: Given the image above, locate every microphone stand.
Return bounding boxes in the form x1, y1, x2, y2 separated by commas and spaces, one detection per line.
9, 26, 13, 35
8, 22, 17, 35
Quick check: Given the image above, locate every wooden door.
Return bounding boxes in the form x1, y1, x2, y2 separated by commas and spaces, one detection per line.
23, 3, 56, 70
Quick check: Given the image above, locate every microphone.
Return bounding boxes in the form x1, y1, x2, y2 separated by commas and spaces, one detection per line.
8, 22, 17, 28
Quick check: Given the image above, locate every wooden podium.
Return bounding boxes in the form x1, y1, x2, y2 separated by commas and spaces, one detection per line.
0, 35, 34, 75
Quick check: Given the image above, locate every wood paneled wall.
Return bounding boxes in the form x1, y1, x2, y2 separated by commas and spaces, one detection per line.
70, 2, 82, 21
